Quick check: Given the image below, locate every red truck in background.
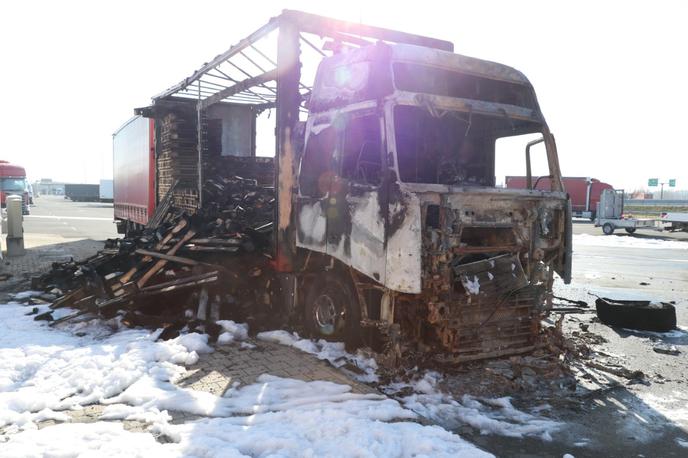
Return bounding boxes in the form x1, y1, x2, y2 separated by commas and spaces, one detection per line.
112, 116, 155, 233
0, 160, 30, 214
506, 176, 613, 220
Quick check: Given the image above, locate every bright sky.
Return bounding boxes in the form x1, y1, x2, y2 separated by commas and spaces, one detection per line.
1, 0, 686, 191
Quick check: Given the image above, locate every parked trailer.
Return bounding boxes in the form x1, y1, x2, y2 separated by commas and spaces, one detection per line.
506, 176, 612, 220
595, 188, 658, 235
112, 116, 155, 233
124, 10, 571, 363
64, 184, 100, 202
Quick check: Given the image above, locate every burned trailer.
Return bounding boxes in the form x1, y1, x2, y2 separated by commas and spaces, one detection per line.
138, 10, 571, 363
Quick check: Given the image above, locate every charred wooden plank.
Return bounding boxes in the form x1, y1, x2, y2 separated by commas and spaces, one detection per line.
136, 229, 198, 288
119, 218, 189, 285
180, 245, 239, 253
139, 272, 219, 296
50, 288, 86, 310
135, 249, 199, 266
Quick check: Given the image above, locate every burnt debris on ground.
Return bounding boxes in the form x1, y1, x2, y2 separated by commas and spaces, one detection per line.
28, 177, 278, 341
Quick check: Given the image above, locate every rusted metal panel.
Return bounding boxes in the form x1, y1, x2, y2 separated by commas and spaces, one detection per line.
327, 190, 387, 285
385, 189, 422, 293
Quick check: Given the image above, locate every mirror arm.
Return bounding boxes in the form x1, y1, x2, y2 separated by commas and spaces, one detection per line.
525, 137, 545, 189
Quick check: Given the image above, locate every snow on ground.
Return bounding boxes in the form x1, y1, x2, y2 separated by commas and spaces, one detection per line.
0, 300, 210, 431
216, 320, 249, 345
257, 330, 379, 383
3, 376, 493, 457
0, 298, 492, 457
257, 332, 563, 441
382, 371, 562, 441
574, 233, 688, 250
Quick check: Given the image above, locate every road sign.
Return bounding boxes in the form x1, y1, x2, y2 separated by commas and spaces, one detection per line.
648, 178, 658, 187
669, 179, 676, 187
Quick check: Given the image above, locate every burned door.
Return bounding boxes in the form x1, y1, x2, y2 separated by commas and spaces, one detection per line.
327, 112, 387, 283
296, 121, 337, 253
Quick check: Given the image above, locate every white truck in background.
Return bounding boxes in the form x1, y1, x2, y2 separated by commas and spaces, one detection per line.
661, 212, 688, 232
99, 179, 113, 203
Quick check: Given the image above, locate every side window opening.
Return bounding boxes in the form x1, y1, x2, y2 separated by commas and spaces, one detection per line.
495, 133, 550, 189
340, 115, 382, 186
299, 124, 336, 197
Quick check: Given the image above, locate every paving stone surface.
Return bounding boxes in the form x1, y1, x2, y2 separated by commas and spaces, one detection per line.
1, 238, 103, 289
8, 336, 378, 436
177, 339, 377, 395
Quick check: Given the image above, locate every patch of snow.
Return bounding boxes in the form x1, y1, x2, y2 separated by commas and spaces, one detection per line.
487, 272, 494, 281
677, 438, 688, 448
574, 233, 688, 250
175, 332, 213, 354
3, 375, 493, 457
0, 301, 208, 431
384, 371, 562, 441
638, 392, 688, 424
240, 341, 256, 350
9, 291, 44, 300
257, 330, 379, 383
216, 320, 249, 345
100, 403, 172, 424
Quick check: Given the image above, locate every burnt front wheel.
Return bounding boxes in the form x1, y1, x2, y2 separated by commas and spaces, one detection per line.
304, 274, 361, 348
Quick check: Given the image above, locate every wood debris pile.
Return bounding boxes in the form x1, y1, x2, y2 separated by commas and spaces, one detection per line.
30, 180, 278, 340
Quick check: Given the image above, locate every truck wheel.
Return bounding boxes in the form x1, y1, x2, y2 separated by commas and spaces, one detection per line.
304, 273, 361, 348
625, 228, 636, 234
602, 223, 615, 235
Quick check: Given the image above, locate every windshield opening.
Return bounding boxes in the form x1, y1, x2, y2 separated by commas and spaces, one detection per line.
0, 178, 26, 192
393, 105, 542, 186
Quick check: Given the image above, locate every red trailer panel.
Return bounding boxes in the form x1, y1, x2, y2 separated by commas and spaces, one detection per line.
113, 116, 155, 227
506, 176, 613, 217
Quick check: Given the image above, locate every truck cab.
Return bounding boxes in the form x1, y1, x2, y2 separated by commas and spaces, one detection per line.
296, 43, 571, 361
0, 160, 29, 215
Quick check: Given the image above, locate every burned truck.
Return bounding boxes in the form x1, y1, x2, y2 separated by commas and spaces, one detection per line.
134, 10, 571, 363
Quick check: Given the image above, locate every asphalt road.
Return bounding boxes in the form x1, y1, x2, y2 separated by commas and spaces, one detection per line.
23, 195, 118, 243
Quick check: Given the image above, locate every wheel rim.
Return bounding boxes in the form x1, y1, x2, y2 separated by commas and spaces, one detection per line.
313, 293, 342, 335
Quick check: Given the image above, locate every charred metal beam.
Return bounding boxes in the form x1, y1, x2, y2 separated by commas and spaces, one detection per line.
199, 69, 278, 109
281, 9, 453, 52
153, 15, 281, 100
275, 20, 300, 272
328, 31, 374, 48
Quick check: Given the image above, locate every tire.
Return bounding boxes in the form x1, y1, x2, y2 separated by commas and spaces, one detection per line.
625, 227, 636, 234
602, 223, 615, 235
304, 273, 361, 348
595, 298, 676, 332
